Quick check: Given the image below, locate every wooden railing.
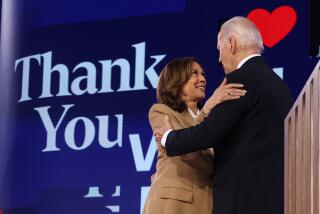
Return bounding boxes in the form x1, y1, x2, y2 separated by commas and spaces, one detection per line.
285, 60, 320, 214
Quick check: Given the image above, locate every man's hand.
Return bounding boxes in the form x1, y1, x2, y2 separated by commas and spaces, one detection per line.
154, 115, 173, 145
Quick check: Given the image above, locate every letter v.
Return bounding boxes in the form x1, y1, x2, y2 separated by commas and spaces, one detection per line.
129, 134, 157, 172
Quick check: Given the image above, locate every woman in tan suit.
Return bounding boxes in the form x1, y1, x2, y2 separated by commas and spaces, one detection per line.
143, 57, 246, 214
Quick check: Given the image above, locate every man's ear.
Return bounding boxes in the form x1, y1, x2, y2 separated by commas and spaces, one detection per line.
229, 36, 237, 55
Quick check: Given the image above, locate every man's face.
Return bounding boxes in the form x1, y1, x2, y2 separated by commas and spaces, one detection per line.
217, 32, 234, 74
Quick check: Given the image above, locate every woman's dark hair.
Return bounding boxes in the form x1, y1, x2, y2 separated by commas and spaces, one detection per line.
156, 57, 203, 112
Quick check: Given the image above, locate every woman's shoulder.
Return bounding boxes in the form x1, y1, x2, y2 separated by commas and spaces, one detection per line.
148, 103, 185, 130
149, 103, 176, 115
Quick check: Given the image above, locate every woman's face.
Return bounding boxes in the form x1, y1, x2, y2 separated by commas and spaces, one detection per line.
181, 62, 206, 102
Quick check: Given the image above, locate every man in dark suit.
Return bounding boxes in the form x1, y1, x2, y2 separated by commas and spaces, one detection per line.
155, 17, 293, 214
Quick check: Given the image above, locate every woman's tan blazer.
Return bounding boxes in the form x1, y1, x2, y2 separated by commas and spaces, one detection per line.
143, 103, 213, 214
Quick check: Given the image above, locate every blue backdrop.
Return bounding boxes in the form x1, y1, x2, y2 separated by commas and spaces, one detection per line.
0, 0, 319, 213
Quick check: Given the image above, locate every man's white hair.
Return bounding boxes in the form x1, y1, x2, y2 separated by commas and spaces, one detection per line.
220, 16, 264, 53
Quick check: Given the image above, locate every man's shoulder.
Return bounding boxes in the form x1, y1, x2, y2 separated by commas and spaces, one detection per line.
228, 59, 272, 82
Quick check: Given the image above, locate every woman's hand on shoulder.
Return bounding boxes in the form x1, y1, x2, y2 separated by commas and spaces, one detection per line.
202, 78, 246, 114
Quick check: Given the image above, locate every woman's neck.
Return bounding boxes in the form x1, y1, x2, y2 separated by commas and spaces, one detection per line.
186, 101, 198, 114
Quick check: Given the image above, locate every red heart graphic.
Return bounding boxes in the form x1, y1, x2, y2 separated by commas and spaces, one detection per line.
247, 6, 297, 48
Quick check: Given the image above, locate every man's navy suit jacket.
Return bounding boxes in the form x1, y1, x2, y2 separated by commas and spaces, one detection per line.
165, 56, 293, 214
